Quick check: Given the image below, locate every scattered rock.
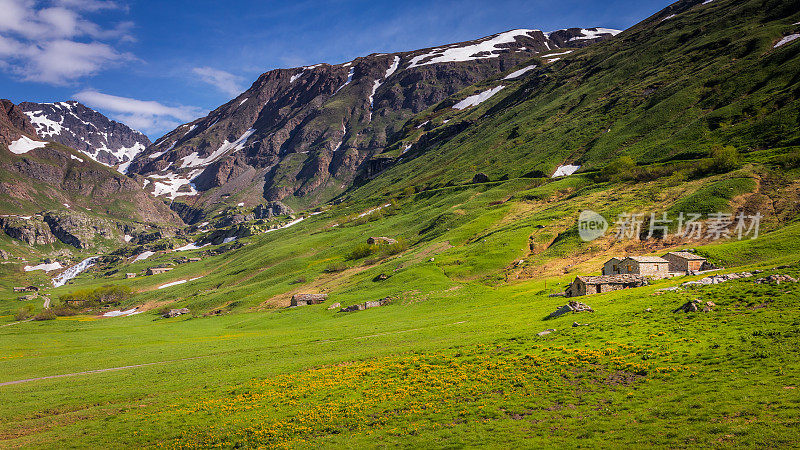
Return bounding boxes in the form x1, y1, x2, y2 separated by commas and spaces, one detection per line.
327, 303, 341, 310
366, 236, 397, 245
429, 258, 435, 262
572, 322, 588, 327
673, 299, 715, 313
339, 297, 391, 313
373, 273, 390, 282
548, 292, 566, 297
682, 272, 754, 287
538, 329, 556, 336
546, 301, 594, 320
163, 308, 190, 318
756, 274, 798, 284
472, 172, 490, 184
645, 308, 652, 313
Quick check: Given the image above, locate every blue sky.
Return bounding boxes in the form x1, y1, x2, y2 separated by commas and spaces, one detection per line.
0, 0, 674, 139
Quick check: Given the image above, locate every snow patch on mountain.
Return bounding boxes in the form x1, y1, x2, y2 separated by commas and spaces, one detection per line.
407, 29, 538, 68
568, 28, 621, 41
503, 65, 537, 79
552, 165, 580, 177
8, 136, 47, 154
385, 56, 401, 78
180, 128, 256, 168
148, 168, 203, 200
453, 86, 506, 110
335, 67, 356, 94
774, 34, 800, 48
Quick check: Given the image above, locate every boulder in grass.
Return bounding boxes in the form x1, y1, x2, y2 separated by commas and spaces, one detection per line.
163, 308, 190, 318
366, 237, 397, 245
546, 301, 594, 320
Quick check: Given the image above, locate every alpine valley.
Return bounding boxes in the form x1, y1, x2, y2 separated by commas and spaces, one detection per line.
1, 0, 800, 447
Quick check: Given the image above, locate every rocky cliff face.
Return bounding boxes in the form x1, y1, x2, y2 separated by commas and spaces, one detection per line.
18, 101, 151, 168
1, 100, 184, 252
0, 99, 38, 147
128, 27, 619, 213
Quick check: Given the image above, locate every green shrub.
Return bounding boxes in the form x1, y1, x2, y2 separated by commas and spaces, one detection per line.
346, 243, 377, 260
33, 309, 57, 321
59, 285, 133, 307
324, 262, 349, 273
14, 305, 34, 321
379, 238, 408, 257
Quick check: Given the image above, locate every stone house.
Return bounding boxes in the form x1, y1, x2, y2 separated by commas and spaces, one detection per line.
146, 267, 173, 276
291, 293, 328, 307
602, 257, 623, 275
617, 256, 670, 279
566, 274, 648, 297
662, 252, 706, 274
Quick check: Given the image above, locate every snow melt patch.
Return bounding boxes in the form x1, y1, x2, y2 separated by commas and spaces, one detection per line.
124, 235, 133, 242
157, 279, 186, 289
774, 34, 800, 48
24, 110, 63, 137
174, 242, 210, 251
222, 236, 237, 244
503, 65, 537, 80
148, 169, 203, 200
662, 14, 678, 21
24, 262, 63, 272
8, 136, 47, 154
132, 251, 154, 262
552, 165, 581, 177
180, 129, 256, 168
334, 67, 355, 94
452, 86, 505, 110
568, 28, 621, 41
103, 308, 139, 317
384, 56, 401, 78
52, 257, 98, 287
71, 154, 84, 162
408, 29, 537, 68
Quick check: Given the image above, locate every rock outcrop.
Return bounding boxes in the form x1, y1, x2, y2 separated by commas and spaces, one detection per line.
0, 216, 57, 245
19, 101, 150, 167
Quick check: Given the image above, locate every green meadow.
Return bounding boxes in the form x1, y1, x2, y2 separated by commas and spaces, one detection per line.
2, 152, 800, 447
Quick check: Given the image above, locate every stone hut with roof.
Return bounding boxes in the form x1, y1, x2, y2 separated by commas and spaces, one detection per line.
566, 274, 648, 297
662, 251, 707, 274
616, 256, 670, 279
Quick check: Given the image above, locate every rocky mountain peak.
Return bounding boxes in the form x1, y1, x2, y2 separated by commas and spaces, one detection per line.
126, 26, 620, 218
18, 100, 151, 169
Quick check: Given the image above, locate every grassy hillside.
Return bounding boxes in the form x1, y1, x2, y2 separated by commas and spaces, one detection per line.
353, 0, 800, 196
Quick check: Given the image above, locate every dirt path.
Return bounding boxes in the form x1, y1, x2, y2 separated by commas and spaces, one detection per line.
0, 319, 32, 328
0, 355, 212, 387
0, 320, 469, 387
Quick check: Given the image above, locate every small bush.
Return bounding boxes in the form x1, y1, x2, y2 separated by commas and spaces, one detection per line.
346, 243, 378, 260
51, 306, 77, 316
14, 305, 34, 321
33, 309, 57, 321
289, 276, 307, 285
379, 238, 408, 257
324, 262, 349, 273
59, 285, 133, 307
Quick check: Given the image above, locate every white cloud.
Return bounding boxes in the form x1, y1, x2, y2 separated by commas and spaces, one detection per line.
192, 66, 245, 97
0, 0, 134, 84
73, 90, 205, 136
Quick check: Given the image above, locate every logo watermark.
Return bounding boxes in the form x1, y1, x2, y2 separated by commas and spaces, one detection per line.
578, 210, 762, 242
578, 210, 609, 242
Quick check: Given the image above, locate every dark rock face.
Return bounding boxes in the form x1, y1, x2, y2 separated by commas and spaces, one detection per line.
0, 216, 57, 245
0, 99, 37, 147
129, 28, 619, 210
18, 101, 151, 166
43, 210, 117, 249
253, 201, 293, 219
